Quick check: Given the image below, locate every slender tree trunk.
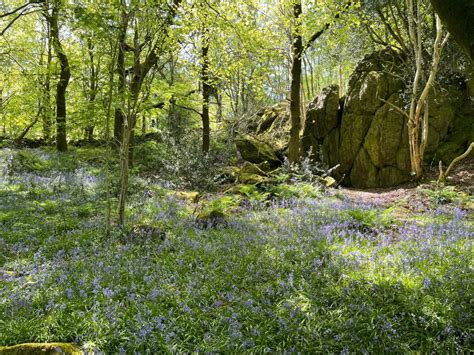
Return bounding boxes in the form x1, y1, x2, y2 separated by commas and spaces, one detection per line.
201, 29, 211, 153
103, 39, 117, 237
216, 94, 222, 122
117, 0, 181, 227
85, 37, 96, 142
288, 0, 303, 165
49, 1, 70, 152
141, 115, 146, 135
114, 10, 128, 146
42, 15, 53, 141
0, 89, 4, 136
303, 55, 311, 100
118, 112, 131, 227
338, 63, 343, 96
407, 0, 448, 178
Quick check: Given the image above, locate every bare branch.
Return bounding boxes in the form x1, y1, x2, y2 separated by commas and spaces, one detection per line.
1, 2, 44, 36
174, 103, 202, 117
379, 97, 410, 119
1, 9, 26, 35
0, 0, 43, 19
302, 1, 354, 54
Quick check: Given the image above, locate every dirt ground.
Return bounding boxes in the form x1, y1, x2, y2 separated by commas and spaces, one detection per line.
340, 158, 474, 209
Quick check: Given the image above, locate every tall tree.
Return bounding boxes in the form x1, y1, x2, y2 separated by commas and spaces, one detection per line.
287, 0, 303, 164
48, 0, 70, 151
113, 7, 129, 146
118, 0, 181, 227
200, 26, 211, 153
405, 0, 449, 179
84, 36, 98, 142
287, 0, 354, 164
41, 11, 53, 141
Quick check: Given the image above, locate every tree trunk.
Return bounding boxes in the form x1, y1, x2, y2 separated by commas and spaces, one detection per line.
85, 126, 94, 142
288, 0, 303, 165
42, 15, 53, 141
113, 10, 128, 146
85, 37, 96, 142
49, 1, 70, 152
407, 0, 448, 179
141, 115, 146, 135
117, 0, 181, 227
0, 89, 4, 136
118, 113, 131, 227
201, 30, 211, 153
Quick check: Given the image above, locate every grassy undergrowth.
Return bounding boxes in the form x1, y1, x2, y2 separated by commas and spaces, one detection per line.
0, 147, 473, 352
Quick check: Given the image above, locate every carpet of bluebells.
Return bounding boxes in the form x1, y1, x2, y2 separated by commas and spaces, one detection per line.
0, 147, 473, 353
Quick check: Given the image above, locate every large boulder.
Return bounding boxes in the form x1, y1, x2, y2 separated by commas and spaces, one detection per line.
302, 48, 470, 188
301, 84, 341, 168
235, 135, 280, 165
238, 161, 269, 184
237, 102, 290, 154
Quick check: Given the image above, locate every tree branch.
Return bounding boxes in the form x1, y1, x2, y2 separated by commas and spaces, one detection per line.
379, 97, 409, 119
302, 1, 354, 54
0, 0, 43, 19
174, 103, 202, 117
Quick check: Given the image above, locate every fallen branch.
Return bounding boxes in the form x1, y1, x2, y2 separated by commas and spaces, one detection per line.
438, 142, 474, 183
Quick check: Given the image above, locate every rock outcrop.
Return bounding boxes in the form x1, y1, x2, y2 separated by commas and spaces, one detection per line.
302, 49, 472, 188
235, 48, 472, 188
302, 85, 342, 169
234, 135, 281, 166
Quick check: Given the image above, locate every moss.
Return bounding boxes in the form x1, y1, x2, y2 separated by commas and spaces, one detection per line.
238, 173, 267, 184
235, 135, 280, 165
0, 343, 81, 355
174, 191, 200, 203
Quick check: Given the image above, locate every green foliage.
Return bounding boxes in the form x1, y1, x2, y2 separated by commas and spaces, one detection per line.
9, 150, 49, 172
236, 184, 269, 201
134, 140, 166, 172
418, 185, 468, 207
269, 182, 322, 200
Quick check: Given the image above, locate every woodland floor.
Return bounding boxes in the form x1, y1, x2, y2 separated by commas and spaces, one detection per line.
0, 146, 472, 353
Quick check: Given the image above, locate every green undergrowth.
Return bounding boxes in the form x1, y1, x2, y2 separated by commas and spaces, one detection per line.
0, 147, 472, 353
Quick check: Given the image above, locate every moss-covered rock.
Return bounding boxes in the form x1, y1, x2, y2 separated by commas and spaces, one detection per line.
302, 85, 341, 166
196, 209, 227, 227
239, 161, 267, 176
0, 343, 81, 355
215, 166, 240, 184
364, 94, 406, 168
235, 135, 280, 165
238, 173, 267, 185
